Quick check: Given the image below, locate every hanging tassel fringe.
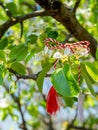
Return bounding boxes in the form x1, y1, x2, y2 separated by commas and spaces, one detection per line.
46, 86, 60, 115
78, 92, 84, 123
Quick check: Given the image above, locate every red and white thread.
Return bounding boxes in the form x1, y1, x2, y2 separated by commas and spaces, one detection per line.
44, 38, 90, 85
78, 64, 81, 85
44, 38, 90, 54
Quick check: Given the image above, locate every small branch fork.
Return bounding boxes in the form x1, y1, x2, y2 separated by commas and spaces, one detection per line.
0, 10, 52, 38
73, 0, 81, 12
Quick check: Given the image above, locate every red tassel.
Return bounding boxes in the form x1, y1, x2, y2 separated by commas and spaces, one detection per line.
46, 86, 60, 115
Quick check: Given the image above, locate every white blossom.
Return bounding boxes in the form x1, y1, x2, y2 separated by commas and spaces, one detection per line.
53, 52, 63, 59
64, 47, 71, 55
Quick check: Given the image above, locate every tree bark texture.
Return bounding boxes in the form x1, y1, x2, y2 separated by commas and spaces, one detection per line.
35, 0, 98, 58
0, 0, 97, 57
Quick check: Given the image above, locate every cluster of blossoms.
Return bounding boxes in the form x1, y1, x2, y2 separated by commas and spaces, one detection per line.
44, 38, 90, 60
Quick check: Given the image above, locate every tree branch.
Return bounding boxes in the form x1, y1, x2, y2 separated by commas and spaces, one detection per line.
8, 68, 51, 80
0, 10, 51, 38
0, 0, 97, 58
73, 0, 81, 12
4, 84, 28, 130
17, 97, 28, 130
62, 32, 72, 44
8, 68, 38, 80
34, 0, 97, 58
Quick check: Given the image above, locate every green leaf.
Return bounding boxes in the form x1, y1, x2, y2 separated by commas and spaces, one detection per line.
36, 63, 52, 92
0, 111, 8, 120
48, 31, 58, 39
6, 2, 18, 17
10, 62, 26, 75
81, 63, 95, 96
10, 44, 28, 61
63, 64, 80, 94
0, 50, 6, 62
51, 64, 80, 97
45, 27, 52, 33
28, 105, 38, 117
85, 62, 98, 82
0, 37, 8, 50
63, 97, 74, 107
25, 46, 43, 63
0, 65, 4, 85
96, 48, 98, 60
26, 34, 38, 44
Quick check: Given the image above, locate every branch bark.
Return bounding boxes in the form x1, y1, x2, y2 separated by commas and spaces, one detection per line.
8, 68, 51, 80
0, 0, 97, 58
17, 98, 28, 130
52, 2, 97, 58
0, 10, 51, 38
35, 0, 98, 58
73, 0, 81, 12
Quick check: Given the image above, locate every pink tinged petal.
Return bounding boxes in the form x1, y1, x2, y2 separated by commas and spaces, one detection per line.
78, 92, 84, 123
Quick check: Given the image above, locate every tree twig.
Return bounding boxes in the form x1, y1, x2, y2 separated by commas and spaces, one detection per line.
17, 97, 28, 130
0, 10, 52, 38
73, 0, 81, 12
62, 32, 72, 44
0, 2, 13, 18
8, 68, 51, 80
3, 84, 28, 130
8, 68, 38, 80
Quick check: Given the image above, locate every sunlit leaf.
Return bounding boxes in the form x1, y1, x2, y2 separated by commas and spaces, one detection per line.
10, 62, 26, 75
36, 63, 52, 92
0, 64, 4, 84
85, 62, 98, 82
51, 64, 80, 97
96, 48, 98, 60
26, 34, 38, 44
81, 63, 95, 96
28, 105, 38, 117
0, 37, 8, 50
10, 44, 28, 62
63, 97, 74, 107
0, 50, 6, 62
6, 2, 18, 17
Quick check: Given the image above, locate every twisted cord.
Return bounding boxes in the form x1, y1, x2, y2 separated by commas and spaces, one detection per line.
44, 38, 90, 53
